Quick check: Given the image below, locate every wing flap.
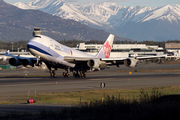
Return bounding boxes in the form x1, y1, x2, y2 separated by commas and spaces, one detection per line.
64, 56, 98, 62
101, 57, 127, 61
136, 54, 167, 60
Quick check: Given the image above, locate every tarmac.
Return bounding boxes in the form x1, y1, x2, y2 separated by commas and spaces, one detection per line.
0, 63, 180, 112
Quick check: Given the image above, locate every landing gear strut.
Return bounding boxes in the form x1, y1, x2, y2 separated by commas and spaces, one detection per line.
46, 63, 56, 78
62, 67, 70, 78
50, 70, 56, 78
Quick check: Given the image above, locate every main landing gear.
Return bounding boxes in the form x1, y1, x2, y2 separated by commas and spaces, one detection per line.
62, 67, 70, 78
62, 72, 70, 78
47, 65, 87, 78
73, 71, 86, 78
62, 68, 86, 78
50, 70, 56, 78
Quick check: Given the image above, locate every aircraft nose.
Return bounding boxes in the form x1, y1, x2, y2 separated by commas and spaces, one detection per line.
27, 43, 32, 50
27, 44, 30, 49
27, 37, 40, 50
27, 39, 36, 51
27, 40, 33, 49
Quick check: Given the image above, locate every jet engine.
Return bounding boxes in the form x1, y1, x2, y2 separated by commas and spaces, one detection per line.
87, 59, 100, 69
22, 59, 34, 67
124, 58, 138, 67
9, 57, 21, 66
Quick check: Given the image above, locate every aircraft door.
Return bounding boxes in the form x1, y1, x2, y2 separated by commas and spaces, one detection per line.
48, 39, 54, 51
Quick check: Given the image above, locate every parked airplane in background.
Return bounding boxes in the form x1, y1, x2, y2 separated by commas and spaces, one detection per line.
5, 29, 168, 78
172, 50, 180, 60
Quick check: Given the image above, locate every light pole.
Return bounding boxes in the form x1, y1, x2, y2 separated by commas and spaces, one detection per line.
11, 42, 14, 52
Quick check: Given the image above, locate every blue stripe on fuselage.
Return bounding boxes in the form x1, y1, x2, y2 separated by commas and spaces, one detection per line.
27, 44, 52, 56
27, 41, 60, 57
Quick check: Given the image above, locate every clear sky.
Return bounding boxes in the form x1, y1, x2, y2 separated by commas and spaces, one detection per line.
4, 0, 180, 8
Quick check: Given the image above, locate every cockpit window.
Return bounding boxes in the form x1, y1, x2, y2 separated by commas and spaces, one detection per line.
35, 36, 41, 38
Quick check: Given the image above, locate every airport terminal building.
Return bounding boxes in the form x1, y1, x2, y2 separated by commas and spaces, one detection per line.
76, 43, 164, 58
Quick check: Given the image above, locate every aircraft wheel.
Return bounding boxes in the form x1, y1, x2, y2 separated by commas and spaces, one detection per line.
77, 74, 80, 78
50, 71, 53, 78
53, 74, 56, 78
74, 73, 79, 78
74, 74, 78, 78
63, 72, 65, 76
80, 73, 83, 78
63, 72, 66, 78
66, 73, 70, 78
73, 72, 76, 77
52, 70, 56, 78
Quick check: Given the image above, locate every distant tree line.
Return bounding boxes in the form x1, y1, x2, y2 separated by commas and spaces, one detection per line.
0, 39, 180, 51
58, 40, 84, 47
0, 41, 28, 51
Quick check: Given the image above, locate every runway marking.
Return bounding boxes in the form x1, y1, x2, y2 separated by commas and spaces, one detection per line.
88, 78, 116, 81
0, 78, 42, 81
0, 80, 99, 87
0, 83, 58, 87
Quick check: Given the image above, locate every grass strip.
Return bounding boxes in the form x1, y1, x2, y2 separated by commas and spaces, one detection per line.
1, 86, 180, 104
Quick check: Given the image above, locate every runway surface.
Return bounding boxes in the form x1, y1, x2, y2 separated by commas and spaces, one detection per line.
0, 63, 180, 112
0, 63, 180, 96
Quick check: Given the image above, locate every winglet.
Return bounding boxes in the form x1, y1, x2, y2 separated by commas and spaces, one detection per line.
96, 34, 114, 58
5, 50, 10, 55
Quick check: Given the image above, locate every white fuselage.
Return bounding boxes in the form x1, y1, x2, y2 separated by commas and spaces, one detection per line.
27, 35, 94, 68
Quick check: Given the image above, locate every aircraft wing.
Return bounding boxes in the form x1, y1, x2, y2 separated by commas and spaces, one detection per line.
99, 54, 169, 67
100, 54, 167, 61
4, 50, 38, 67
101, 57, 127, 61
64, 54, 168, 63
5, 50, 36, 60
135, 54, 167, 60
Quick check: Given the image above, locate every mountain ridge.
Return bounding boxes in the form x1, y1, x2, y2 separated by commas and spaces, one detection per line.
0, 0, 128, 41
14, 0, 180, 41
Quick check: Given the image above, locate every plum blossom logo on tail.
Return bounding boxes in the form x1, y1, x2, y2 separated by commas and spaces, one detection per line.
70, 49, 73, 55
103, 41, 111, 58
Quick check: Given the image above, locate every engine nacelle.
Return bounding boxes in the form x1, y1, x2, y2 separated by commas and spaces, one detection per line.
124, 58, 138, 67
87, 59, 100, 69
9, 58, 21, 66
22, 59, 34, 68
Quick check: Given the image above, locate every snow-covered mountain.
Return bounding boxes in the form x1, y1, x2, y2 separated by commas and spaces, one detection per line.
14, 0, 180, 41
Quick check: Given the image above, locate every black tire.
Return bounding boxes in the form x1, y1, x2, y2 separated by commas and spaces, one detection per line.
77, 74, 80, 78
74, 74, 77, 78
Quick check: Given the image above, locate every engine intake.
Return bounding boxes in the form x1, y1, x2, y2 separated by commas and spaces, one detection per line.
124, 58, 138, 67
9, 58, 21, 66
22, 59, 34, 67
87, 59, 100, 69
